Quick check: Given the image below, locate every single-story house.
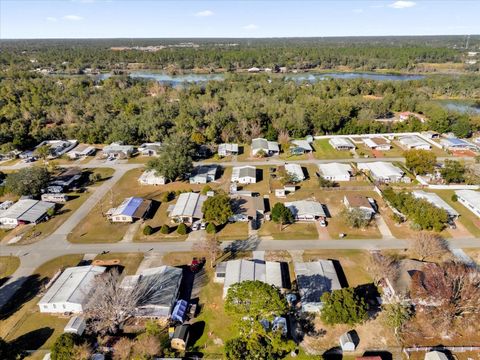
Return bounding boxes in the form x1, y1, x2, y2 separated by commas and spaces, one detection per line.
189, 165, 218, 184
343, 195, 376, 219
49, 167, 83, 190
455, 190, 480, 218
440, 137, 478, 151
67, 144, 96, 160
358, 162, 410, 183
0, 199, 55, 228
317, 163, 353, 182
64, 316, 86, 336
339, 332, 356, 352
41, 193, 68, 203
294, 260, 342, 313
38, 265, 106, 313
290, 140, 313, 154
231, 166, 257, 184
425, 351, 449, 360
106, 197, 152, 223
412, 191, 459, 219
285, 200, 326, 222
380, 258, 427, 303
280, 163, 305, 182
103, 142, 135, 159
218, 143, 239, 157
398, 136, 431, 150
229, 195, 265, 222
169, 192, 206, 223
120, 266, 183, 318
36, 139, 78, 159
329, 137, 355, 151
362, 137, 391, 151
138, 169, 166, 186
138, 142, 162, 156
215, 259, 285, 298
251, 138, 280, 156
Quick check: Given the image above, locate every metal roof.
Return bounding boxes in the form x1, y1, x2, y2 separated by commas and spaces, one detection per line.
285, 200, 326, 218
455, 190, 480, 212
18, 201, 55, 223
291, 140, 313, 151
232, 166, 256, 180
39, 266, 106, 306
412, 191, 459, 217
0, 199, 38, 220
171, 192, 206, 219
318, 163, 352, 178
294, 260, 342, 304
358, 162, 404, 178
219, 143, 239, 153
440, 138, 473, 147
190, 165, 218, 180
399, 136, 431, 148
113, 197, 145, 217
329, 137, 355, 148
251, 138, 279, 152
285, 163, 305, 181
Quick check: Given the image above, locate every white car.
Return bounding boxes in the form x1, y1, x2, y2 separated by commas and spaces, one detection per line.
192, 221, 200, 231
200, 222, 206, 230
319, 219, 327, 227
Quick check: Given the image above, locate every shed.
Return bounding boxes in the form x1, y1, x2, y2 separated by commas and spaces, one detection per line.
64, 316, 86, 335
339, 332, 356, 352
425, 351, 449, 360
171, 324, 190, 351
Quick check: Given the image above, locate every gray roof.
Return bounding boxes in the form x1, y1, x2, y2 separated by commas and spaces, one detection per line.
232, 166, 257, 180
285, 200, 326, 218
170, 192, 206, 219
318, 163, 352, 178
18, 201, 55, 223
455, 190, 480, 211
0, 199, 54, 223
291, 140, 313, 151
294, 261, 342, 304
412, 191, 459, 217
251, 138, 279, 152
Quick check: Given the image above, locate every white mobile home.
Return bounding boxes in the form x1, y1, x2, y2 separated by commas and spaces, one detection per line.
398, 136, 431, 150
251, 138, 279, 156
412, 191, 459, 219
218, 143, 239, 157
455, 190, 480, 218
317, 163, 352, 182
169, 192, 206, 223
283, 163, 305, 182
0, 199, 55, 228
285, 200, 326, 222
106, 197, 152, 223
329, 137, 355, 151
231, 166, 257, 184
358, 162, 409, 183
138, 169, 166, 186
189, 165, 218, 184
362, 137, 391, 151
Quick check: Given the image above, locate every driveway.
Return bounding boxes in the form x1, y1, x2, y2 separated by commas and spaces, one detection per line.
375, 214, 395, 239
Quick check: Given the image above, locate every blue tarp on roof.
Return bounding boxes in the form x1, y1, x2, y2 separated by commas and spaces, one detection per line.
445, 138, 469, 146
171, 299, 188, 322
122, 197, 144, 216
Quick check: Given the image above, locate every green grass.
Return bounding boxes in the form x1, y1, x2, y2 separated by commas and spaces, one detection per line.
313, 139, 354, 160
258, 221, 318, 240
0, 256, 20, 278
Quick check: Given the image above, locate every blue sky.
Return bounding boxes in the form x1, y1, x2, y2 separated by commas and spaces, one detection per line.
1, 0, 479, 39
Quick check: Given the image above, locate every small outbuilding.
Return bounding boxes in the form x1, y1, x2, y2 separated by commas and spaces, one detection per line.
64, 316, 86, 336
339, 332, 356, 352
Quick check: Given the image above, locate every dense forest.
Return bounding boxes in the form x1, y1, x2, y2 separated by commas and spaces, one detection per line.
1, 36, 479, 72
0, 68, 479, 150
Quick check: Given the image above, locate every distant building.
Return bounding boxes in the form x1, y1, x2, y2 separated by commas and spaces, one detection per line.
138, 169, 166, 186
41, 193, 68, 203
440, 138, 478, 151
67, 144, 96, 160
189, 165, 218, 184
290, 140, 313, 154
103, 142, 135, 159
398, 136, 431, 150
412, 191, 459, 219
362, 137, 391, 151
285, 200, 326, 222
247, 67, 260, 73
329, 137, 355, 151
138, 142, 162, 156
343, 195, 376, 219
455, 190, 480, 218
317, 163, 352, 182
358, 162, 409, 183
38, 265, 106, 313
106, 197, 152, 223
36, 140, 78, 159
231, 166, 257, 184
169, 192, 206, 223
0, 199, 55, 228
251, 138, 279, 157
218, 143, 239, 157
294, 260, 342, 313
398, 111, 425, 122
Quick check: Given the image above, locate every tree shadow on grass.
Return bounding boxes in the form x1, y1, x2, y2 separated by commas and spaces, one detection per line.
0, 274, 45, 320
11, 327, 54, 351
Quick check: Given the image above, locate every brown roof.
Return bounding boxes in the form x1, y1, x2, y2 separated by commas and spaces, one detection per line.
132, 199, 152, 219
370, 137, 388, 146
344, 195, 373, 209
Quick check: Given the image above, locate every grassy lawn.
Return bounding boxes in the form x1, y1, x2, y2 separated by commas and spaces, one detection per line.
355, 142, 405, 158
0, 254, 84, 355
94, 252, 144, 275
279, 152, 308, 161
313, 139, 354, 160
259, 221, 318, 240
0, 256, 20, 278
213, 222, 249, 241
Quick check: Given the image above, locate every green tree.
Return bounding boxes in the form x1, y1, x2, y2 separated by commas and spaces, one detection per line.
51, 333, 79, 360
404, 149, 437, 175
5, 167, 50, 197
271, 203, 294, 230
201, 185, 212, 195
206, 222, 217, 234
382, 302, 412, 339
177, 223, 187, 235
318, 176, 336, 188
34, 144, 51, 160
202, 194, 233, 225
451, 116, 472, 138
160, 224, 169, 234
320, 287, 368, 325
341, 208, 371, 229
143, 225, 153, 236
440, 159, 465, 184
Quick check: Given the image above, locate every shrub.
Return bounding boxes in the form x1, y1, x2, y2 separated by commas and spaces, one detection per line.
451, 194, 458, 202
201, 185, 212, 195
160, 191, 172, 202
206, 223, 217, 234
160, 224, 169, 234
51, 333, 79, 360
177, 223, 187, 235
143, 225, 153, 236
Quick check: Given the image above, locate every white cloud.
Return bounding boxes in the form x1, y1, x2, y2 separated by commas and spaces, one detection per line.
46, 17, 58, 22
243, 24, 258, 31
195, 10, 214, 17
63, 15, 84, 21
353, 8, 364, 13
389, 1, 416, 9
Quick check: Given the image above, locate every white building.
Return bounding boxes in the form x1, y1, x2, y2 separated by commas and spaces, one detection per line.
218, 143, 239, 157
139, 169, 166, 186
67, 144, 96, 160
412, 191, 459, 219
251, 138, 280, 156
285, 200, 326, 222
64, 316, 86, 336
329, 137, 355, 151
138, 142, 162, 156
398, 136, 431, 150
358, 162, 409, 183
36, 139, 78, 159
103, 142, 135, 158
214, 259, 285, 298
0, 199, 55, 228
440, 138, 478, 151
294, 261, 342, 313
38, 266, 106, 313
169, 192, 206, 223
231, 166, 257, 184
362, 137, 391, 151
189, 165, 218, 184
343, 195, 376, 219
455, 190, 480, 218
291, 139, 313, 153
283, 163, 305, 182
339, 332, 356, 352
317, 163, 352, 182
425, 351, 449, 360
106, 197, 152, 223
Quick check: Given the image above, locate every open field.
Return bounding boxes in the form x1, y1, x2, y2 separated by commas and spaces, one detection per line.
259, 221, 319, 240
213, 222, 249, 241
313, 139, 354, 160
0, 256, 20, 279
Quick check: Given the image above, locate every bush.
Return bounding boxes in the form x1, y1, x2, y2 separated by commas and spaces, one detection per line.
320, 287, 368, 325
451, 194, 458, 202
51, 333, 79, 360
177, 223, 187, 235
201, 185, 212, 195
206, 222, 217, 234
143, 225, 153, 236
160, 224, 169, 234
160, 191, 172, 202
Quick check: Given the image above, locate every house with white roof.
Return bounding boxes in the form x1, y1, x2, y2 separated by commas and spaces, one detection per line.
294, 260, 342, 313
138, 142, 162, 156
67, 144, 96, 160
440, 138, 478, 151
231, 166, 257, 184
38, 265, 106, 313
412, 191, 459, 219
455, 190, 480, 218
189, 165, 218, 184
358, 162, 410, 183
0, 199, 55, 228
285, 200, 327, 222
329, 137, 355, 151
214, 259, 285, 298
169, 192, 206, 223
281, 163, 305, 182
36, 140, 78, 159
218, 143, 239, 157
362, 137, 391, 151
106, 197, 152, 223
317, 163, 352, 182
103, 142, 135, 159
139, 169, 166, 186
251, 138, 279, 157
398, 136, 431, 150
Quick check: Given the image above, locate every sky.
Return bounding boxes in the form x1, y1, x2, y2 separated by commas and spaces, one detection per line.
1, 0, 479, 39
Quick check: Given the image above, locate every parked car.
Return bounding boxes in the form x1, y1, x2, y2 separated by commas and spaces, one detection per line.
200, 222, 206, 230
192, 221, 200, 231
319, 219, 327, 227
